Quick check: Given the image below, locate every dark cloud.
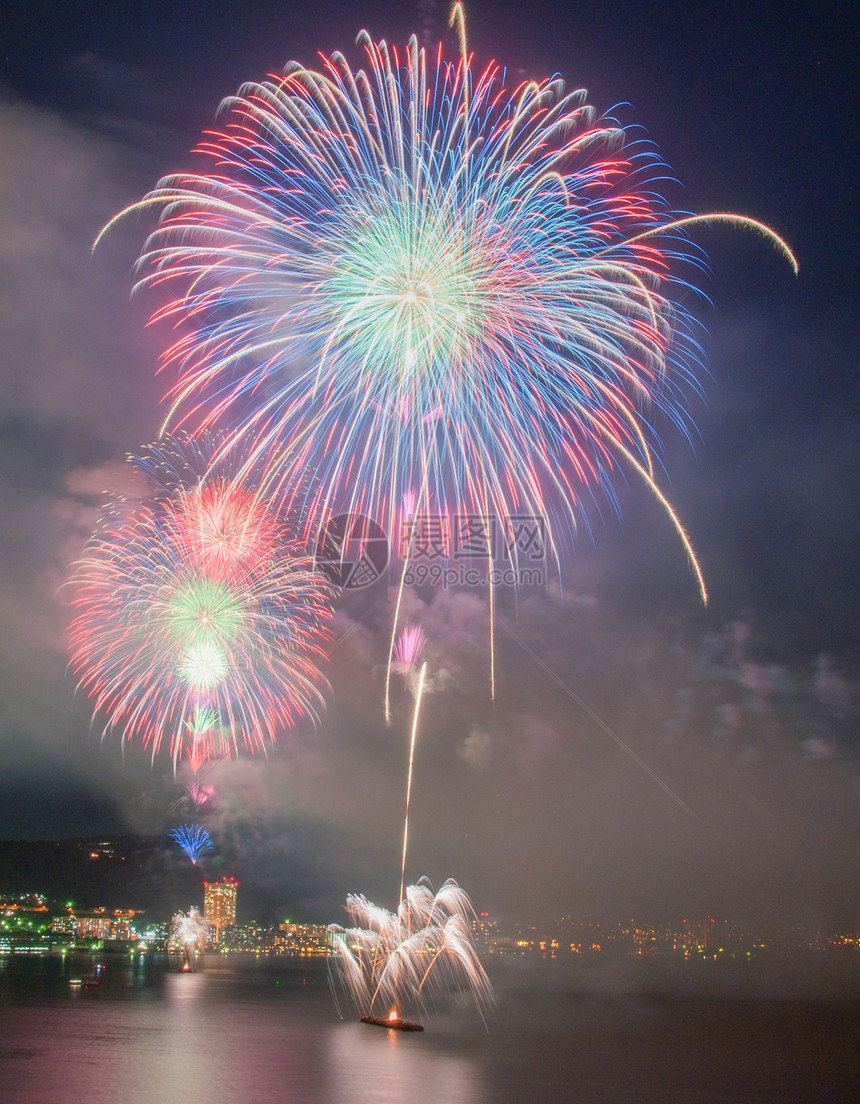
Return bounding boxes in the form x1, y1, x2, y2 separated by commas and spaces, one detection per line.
126, 585, 857, 925
0, 773, 126, 840
0, 99, 163, 833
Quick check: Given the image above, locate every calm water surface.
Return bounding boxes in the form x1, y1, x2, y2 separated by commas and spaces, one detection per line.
1, 952, 857, 1103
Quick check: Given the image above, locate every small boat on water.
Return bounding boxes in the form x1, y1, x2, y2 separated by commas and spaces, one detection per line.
361, 1014, 424, 1032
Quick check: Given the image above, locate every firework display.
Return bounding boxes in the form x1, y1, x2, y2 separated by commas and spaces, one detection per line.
329, 878, 493, 1019
64, 13, 796, 1027
68, 434, 333, 768
170, 823, 214, 864
167, 907, 209, 971
393, 623, 426, 675
186, 778, 215, 806
101, 8, 793, 597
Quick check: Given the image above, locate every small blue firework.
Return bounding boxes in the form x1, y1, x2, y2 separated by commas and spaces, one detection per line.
170, 823, 214, 864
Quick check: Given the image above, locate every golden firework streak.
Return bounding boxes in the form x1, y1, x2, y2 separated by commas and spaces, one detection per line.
399, 661, 428, 905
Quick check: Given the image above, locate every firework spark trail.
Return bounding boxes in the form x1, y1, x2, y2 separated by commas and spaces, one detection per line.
96, 10, 795, 625
399, 661, 428, 905
68, 434, 333, 769
384, 551, 414, 726
384, 478, 438, 725
169, 823, 214, 863
489, 557, 496, 700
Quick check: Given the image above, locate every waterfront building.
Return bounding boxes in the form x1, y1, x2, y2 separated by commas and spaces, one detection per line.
49, 908, 139, 942
277, 920, 331, 955
203, 877, 239, 942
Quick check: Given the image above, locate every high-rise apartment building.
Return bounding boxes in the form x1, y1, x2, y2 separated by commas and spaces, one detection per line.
203, 877, 238, 940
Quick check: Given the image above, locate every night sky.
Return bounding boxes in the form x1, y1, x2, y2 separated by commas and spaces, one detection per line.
1, 0, 857, 925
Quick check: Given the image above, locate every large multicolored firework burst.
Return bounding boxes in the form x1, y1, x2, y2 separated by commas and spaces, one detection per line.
102, 5, 795, 600
68, 434, 334, 768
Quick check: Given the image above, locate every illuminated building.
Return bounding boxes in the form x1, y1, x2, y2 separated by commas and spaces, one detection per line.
277, 920, 331, 955
49, 908, 139, 941
203, 877, 238, 941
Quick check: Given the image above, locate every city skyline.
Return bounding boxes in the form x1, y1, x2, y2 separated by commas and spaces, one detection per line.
4, 833, 860, 936
6, 879, 860, 945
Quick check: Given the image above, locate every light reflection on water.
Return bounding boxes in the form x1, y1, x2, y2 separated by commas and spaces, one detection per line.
0, 955, 483, 1104
164, 970, 206, 1001
326, 1021, 479, 1104
1, 953, 856, 1103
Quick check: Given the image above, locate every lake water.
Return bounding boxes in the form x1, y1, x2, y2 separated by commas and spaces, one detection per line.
0, 952, 857, 1103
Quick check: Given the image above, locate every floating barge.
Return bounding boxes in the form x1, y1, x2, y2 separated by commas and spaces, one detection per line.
361, 1015, 424, 1032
